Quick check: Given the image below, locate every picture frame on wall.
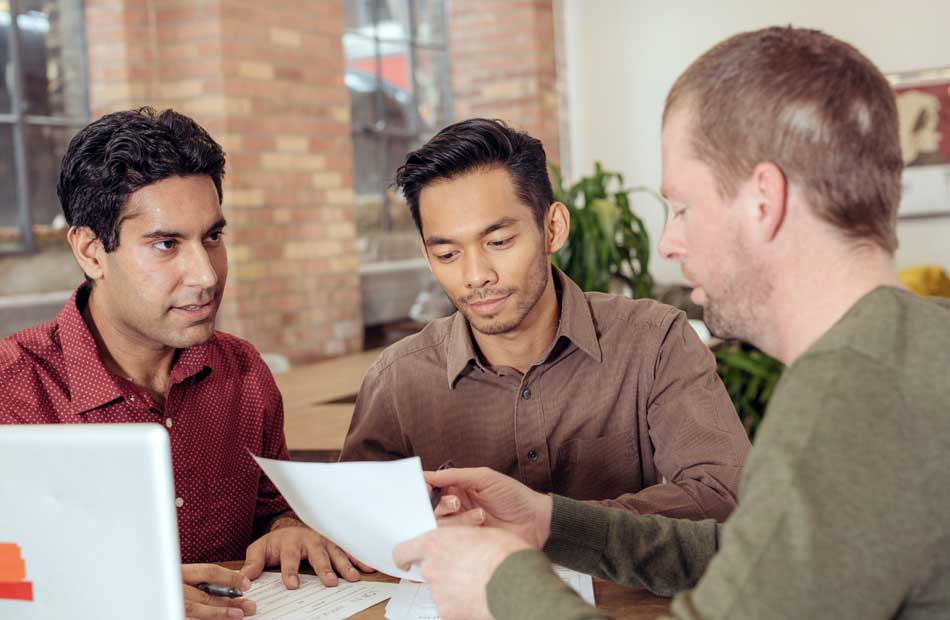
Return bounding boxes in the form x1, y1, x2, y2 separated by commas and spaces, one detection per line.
888, 67, 950, 220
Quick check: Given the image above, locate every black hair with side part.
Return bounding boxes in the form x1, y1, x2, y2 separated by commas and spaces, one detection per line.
394, 118, 554, 235
57, 106, 226, 252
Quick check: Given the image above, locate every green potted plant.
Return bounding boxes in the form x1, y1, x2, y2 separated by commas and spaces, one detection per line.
550, 162, 655, 299
713, 341, 783, 438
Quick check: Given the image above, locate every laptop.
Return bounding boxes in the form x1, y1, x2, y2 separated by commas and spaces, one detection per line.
0, 424, 184, 620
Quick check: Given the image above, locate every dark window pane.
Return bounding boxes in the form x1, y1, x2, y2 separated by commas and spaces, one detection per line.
346, 0, 403, 36
25, 123, 73, 228
1, 6, 13, 112
343, 0, 376, 35
383, 134, 414, 230
344, 33, 381, 128
377, 39, 412, 130
376, 0, 409, 41
352, 131, 386, 199
346, 35, 414, 132
411, 0, 445, 45
0, 124, 23, 250
16, 0, 86, 118
413, 48, 449, 132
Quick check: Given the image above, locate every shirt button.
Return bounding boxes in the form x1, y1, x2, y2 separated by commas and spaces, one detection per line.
521, 388, 532, 400
128, 395, 136, 402
165, 418, 173, 429
527, 449, 539, 462
175, 497, 184, 508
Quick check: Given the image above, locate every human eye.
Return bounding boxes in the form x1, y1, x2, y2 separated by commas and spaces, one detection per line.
668, 201, 689, 219
153, 239, 177, 252
206, 230, 225, 244
487, 236, 515, 249
434, 249, 459, 262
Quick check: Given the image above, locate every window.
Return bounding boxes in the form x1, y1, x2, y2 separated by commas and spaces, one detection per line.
0, 0, 89, 253
343, 0, 451, 252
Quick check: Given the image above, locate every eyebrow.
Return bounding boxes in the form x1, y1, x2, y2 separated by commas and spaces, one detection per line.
141, 217, 227, 240
424, 216, 520, 247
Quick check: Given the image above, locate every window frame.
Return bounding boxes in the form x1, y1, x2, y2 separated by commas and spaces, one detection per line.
345, 0, 452, 232
1, 0, 91, 254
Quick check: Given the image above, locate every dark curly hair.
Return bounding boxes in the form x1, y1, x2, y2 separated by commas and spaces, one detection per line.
394, 118, 554, 235
57, 107, 226, 252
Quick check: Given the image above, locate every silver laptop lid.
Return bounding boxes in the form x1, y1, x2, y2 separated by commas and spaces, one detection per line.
0, 423, 183, 620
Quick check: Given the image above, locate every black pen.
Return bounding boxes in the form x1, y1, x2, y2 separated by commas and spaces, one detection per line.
429, 460, 456, 510
197, 583, 244, 598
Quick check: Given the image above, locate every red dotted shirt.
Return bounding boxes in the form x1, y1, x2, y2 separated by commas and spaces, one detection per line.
0, 285, 293, 563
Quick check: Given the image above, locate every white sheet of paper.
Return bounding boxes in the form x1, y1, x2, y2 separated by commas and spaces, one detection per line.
383, 565, 595, 619
552, 565, 596, 605
253, 456, 437, 580
384, 580, 439, 620
246, 572, 395, 620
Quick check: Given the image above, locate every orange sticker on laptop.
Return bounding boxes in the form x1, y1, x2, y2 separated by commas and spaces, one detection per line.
0, 544, 33, 601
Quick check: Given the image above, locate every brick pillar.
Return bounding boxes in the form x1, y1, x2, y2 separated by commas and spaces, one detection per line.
84, 0, 362, 361
447, 0, 561, 167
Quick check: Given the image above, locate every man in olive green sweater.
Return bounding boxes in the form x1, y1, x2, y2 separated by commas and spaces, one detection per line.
392, 26, 950, 620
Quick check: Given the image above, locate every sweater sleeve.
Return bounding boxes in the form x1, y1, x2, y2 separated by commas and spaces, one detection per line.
486, 495, 720, 620
487, 550, 610, 620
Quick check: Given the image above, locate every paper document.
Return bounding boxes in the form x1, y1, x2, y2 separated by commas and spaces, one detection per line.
384, 580, 439, 620
254, 456, 437, 580
246, 572, 395, 619
553, 564, 596, 604
384, 565, 594, 619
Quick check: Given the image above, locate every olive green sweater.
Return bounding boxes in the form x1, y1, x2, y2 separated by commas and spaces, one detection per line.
487, 288, 950, 619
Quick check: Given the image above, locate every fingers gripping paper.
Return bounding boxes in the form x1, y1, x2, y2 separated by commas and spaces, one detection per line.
254, 456, 437, 580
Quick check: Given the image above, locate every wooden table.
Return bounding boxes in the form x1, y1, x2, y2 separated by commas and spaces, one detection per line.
274, 349, 382, 409
219, 561, 671, 619
274, 350, 382, 461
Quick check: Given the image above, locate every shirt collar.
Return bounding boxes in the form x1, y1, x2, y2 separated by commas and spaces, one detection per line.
444, 266, 603, 388
445, 311, 480, 388
553, 267, 603, 364
58, 283, 215, 415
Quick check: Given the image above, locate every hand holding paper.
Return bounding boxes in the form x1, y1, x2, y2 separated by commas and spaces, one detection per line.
253, 456, 437, 580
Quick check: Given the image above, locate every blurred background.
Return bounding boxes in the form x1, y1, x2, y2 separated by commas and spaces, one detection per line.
2, 0, 949, 370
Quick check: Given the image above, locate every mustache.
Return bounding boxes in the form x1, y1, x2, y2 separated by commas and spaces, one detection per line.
459, 288, 517, 305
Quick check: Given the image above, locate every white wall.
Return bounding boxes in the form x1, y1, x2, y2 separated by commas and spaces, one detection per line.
562, 0, 950, 284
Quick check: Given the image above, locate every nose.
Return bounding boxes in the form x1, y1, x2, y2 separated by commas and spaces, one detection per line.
181, 242, 219, 291
658, 213, 686, 262
463, 248, 497, 290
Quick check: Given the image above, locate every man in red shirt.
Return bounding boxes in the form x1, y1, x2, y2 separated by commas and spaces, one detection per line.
0, 108, 367, 619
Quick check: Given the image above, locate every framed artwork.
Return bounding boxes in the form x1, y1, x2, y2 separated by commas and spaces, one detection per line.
888, 67, 950, 219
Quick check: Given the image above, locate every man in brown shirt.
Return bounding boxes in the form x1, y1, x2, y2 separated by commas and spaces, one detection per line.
341, 119, 750, 520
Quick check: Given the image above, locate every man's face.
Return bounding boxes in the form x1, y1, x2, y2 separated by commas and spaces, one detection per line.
95, 174, 228, 349
419, 167, 550, 336
658, 107, 770, 340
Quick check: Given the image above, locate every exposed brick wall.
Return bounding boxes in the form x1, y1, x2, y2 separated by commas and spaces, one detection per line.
448, 0, 561, 168
84, 0, 362, 361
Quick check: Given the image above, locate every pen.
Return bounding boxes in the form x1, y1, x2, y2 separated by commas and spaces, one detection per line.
429, 460, 455, 510
196, 583, 244, 598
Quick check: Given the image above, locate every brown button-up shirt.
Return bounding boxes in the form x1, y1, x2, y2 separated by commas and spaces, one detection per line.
341, 269, 751, 520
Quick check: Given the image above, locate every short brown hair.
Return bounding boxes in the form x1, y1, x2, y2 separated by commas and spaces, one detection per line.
664, 26, 902, 252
